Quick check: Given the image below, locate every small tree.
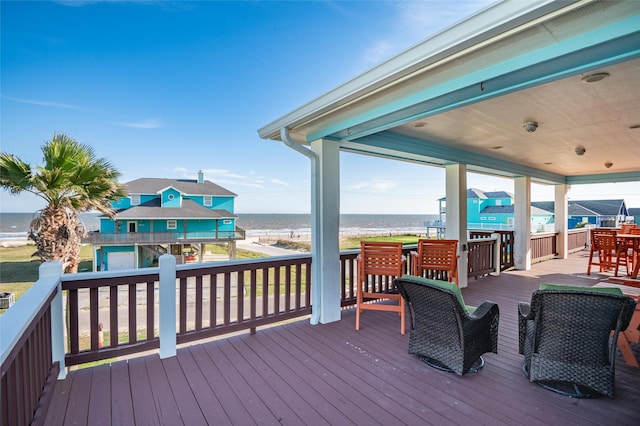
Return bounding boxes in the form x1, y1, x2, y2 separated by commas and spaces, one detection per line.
0, 133, 127, 272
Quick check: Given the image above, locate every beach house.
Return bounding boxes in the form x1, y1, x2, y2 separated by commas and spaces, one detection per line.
438, 189, 554, 232
83, 171, 245, 270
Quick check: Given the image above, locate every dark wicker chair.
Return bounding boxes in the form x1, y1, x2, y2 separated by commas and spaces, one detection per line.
518, 284, 636, 398
394, 275, 499, 376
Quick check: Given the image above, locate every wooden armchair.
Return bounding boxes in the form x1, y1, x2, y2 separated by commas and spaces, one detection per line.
356, 241, 406, 334
411, 239, 459, 285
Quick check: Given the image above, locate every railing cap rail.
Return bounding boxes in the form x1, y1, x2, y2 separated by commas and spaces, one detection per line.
0, 262, 62, 365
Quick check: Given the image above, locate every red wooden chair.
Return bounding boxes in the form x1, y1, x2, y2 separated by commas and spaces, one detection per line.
356, 241, 406, 334
587, 229, 628, 276
411, 239, 459, 285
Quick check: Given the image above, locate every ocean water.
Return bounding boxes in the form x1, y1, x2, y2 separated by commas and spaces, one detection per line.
0, 212, 439, 240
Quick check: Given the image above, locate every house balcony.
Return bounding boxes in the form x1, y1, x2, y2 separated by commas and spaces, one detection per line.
5, 229, 637, 426
82, 227, 246, 245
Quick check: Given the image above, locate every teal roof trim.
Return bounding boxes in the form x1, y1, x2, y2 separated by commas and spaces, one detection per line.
307, 15, 640, 143
347, 131, 567, 184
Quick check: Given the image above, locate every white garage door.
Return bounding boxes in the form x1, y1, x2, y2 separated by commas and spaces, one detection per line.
108, 252, 135, 270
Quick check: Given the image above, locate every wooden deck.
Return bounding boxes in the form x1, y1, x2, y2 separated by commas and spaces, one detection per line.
43, 250, 639, 425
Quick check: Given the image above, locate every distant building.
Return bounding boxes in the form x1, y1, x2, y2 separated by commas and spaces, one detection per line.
439, 191, 631, 231
84, 171, 245, 270
439, 189, 554, 232
628, 208, 640, 224
531, 199, 630, 228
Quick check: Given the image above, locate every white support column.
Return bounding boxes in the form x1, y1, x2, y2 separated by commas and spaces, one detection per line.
445, 164, 468, 288
40, 261, 67, 379
555, 184, 569, 259
310, 138, 341, 324
514, 177, 532, 270
159, 254, 176, 358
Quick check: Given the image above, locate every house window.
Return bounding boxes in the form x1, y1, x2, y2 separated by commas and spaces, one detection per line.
131, 194, 140, 205
167, 220, 177, 230
223, 219, 232, 225
168, 194, 175, 200
488, 217, 496, 221
480, 216, 486, 220
204, 196, 212, 206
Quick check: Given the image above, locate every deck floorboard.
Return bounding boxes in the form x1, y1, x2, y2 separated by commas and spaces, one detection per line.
44, 250, 640, 425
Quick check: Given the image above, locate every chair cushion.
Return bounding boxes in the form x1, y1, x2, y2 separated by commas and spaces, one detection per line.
403, 275, 473, 313
538, 283, 623, 296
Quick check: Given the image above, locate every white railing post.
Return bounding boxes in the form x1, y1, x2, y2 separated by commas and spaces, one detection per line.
159, 254, 176, 358
491, 233, 501, 276
40, 261, 66, 379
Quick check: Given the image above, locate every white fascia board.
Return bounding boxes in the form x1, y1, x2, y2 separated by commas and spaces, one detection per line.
257, 0, 577, 141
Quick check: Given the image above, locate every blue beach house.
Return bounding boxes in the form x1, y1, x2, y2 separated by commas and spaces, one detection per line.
439, 189, 554, 232
83, 171, 245, 270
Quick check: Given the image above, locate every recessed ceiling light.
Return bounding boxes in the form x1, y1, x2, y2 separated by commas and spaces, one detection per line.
492, 145, 503, 150
604, 161, 613, 169
544, 162, 553, 165
630, 124, 640, 130
413, 122, 426, 128
581, 72, 609, 83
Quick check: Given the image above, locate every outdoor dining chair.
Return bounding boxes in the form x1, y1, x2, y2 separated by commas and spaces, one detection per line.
410, 239, 459, 285
518, 284, 636, 398
587, 229, 628, 276
395, 275, 499, 375
355, 241, 406, 334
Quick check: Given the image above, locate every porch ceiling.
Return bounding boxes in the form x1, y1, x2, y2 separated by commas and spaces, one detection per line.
258, 0, 640, 186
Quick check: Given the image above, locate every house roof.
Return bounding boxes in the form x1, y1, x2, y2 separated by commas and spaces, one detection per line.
484, 191, 513, 199
114, 199, 236, 220
258, 1, 640, 186
125, 178, 237, 197
628, 208, 640, 216
531, 199, 627, 216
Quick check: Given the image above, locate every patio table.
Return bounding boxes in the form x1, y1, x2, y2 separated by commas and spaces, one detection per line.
616, 234, 640, 279
595, 281, 640, 367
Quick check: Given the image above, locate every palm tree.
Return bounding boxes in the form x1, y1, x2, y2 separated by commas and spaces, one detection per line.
0, 133, 127, 273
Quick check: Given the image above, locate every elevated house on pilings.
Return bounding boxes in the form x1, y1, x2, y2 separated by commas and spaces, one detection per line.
83, 171, 245, 271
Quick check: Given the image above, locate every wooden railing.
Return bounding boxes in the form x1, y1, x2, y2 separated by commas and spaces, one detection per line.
530, 232, 558, 262
469, 230, 514, 271
82, 227, 246, 244
62, 255, 313, 366
568, 228, 589, 251
1, 263, 65, 426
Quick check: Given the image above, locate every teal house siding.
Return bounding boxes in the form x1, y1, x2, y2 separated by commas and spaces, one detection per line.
161, 188, 182, 208
212, 197, 234, 212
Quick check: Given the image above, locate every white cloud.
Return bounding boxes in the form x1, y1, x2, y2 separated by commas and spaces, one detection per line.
116, 118, 162, 129
362, 41, 397, 65
3, 96, 79, 109
270, 178, 290, 187
347, 178, 397, 193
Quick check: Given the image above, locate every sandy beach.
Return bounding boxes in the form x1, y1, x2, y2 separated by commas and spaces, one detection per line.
0, 238, 34, 248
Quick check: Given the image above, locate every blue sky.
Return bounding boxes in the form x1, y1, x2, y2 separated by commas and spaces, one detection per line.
2, 0, 639, 214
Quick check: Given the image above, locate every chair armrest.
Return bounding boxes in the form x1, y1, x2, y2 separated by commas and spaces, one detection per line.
469, 300, 498, 320
517, 302, 532, 355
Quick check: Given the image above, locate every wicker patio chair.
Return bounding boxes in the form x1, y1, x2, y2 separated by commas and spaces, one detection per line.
394, 275, 499, 375
518, 284, 636, 398
356, 241, 407, 334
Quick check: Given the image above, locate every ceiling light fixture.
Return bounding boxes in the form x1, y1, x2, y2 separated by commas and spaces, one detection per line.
522, 121, 538, 133
575, 146, 586, 156
604, 161, 613, 169
413, 122, 426, 128
630, 124, 640, 130
581, 72, 609, 83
